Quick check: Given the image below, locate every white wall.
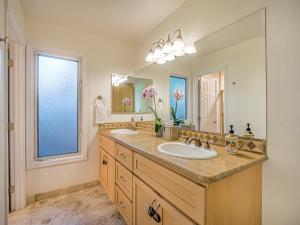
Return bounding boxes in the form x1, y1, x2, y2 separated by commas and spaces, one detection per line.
136, 0, 300, 224
192, 37, 266, 138
24, 19, 136, 198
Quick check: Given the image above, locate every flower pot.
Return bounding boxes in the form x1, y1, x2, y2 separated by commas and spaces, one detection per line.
155, 127, 163, 137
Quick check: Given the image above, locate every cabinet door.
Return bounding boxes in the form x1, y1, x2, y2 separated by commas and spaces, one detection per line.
99, 149, 107, 188
133, 177, 196, 225
106, 153, 116, 203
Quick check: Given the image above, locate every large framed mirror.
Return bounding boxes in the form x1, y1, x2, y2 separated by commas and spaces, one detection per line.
133, 9, 266, 139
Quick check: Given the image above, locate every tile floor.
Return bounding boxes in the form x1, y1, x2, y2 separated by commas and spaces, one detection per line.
8, 185, 126, 225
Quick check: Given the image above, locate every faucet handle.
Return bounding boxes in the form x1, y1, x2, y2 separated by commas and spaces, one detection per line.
185, 137, 189, 144
203, 140, 212, 150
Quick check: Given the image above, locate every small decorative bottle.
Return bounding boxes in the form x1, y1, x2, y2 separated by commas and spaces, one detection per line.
243, 123, 254, 139
225, 125, 239, 154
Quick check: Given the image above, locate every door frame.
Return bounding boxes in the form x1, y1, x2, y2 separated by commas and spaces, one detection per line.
192, 65, 228, 132
0, 0, 8, 223
6, 8, 27, 211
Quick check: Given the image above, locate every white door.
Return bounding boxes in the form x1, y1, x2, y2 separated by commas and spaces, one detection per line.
199, 76, 218, 133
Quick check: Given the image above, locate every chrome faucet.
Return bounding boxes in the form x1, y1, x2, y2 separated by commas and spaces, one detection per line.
130, 116, 137, 131
185, 137, 202, 147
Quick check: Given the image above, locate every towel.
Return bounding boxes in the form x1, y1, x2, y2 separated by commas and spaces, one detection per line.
95, 99, 107, 124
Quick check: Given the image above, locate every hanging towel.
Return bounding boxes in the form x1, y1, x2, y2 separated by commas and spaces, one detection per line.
95, 99, 107, 124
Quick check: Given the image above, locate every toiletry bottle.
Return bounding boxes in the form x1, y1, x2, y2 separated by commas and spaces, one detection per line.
243, 123, 254, 138
225, 125, 239, 154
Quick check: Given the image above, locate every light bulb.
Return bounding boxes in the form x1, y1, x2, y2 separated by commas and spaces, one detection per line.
152, 47, 163, 60
162, 41, 172, 54
172, 35, 185, 52
174, 50, 185, 57
157, 56, 166, 64
145, 51, 154, 62
166, 53, 175, 61
185, 43, 197, 54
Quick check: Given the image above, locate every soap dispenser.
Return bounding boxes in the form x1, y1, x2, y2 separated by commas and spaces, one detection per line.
243, 123, 254, 139
225, 125, 239, 154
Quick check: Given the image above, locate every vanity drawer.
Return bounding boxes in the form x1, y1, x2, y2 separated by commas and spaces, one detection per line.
116, 185, 133, 225
99, 135, 116, 157
133, 153, 206, 225
116, 161, 133, 201
133, 176, 196, 225
116, 144, 133, 171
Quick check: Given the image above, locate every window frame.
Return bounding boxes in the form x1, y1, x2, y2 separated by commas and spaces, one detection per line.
26, 49, 87, 169
169, 74, 189, 121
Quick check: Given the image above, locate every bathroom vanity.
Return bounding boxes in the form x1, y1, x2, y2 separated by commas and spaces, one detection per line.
98, 129, 265, 225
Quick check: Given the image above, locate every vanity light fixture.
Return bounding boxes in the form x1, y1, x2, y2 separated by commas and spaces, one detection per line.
145, 29, 196, 64
112, 74, 128, 86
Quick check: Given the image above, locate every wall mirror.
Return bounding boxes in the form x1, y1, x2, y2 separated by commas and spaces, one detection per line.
111, 74, 153, 114
134, 9, 266, 139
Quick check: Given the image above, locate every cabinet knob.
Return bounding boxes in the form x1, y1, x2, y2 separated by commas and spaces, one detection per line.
102, 156, 108, 165
120, 176, 126, 183
120, 153, 127, 158
120, 201, 126, 209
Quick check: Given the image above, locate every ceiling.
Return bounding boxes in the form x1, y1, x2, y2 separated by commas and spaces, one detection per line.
20, 0, 187, 43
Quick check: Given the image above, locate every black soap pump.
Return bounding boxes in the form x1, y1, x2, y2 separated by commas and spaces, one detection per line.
243, 123, 254, 139
225, 125, 239, 154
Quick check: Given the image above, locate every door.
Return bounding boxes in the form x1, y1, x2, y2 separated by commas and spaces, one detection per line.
99, 148, 107, 188
100, 148, 115, 203
106, 153, 115, 203
199, 75, 218, 132
133, 177, 196, 225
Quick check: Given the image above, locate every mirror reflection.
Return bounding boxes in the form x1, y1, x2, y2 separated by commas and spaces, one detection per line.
133, 9, 266, 138
111, 74, 153, 114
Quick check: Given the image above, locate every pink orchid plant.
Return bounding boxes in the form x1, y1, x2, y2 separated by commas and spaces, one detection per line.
122, 97, 131, 112
170, 89, 185, 126
142, 86, 162, 133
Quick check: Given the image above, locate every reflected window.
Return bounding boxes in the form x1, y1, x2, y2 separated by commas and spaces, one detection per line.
37, 54, 79, 157
169, 76, 187, 121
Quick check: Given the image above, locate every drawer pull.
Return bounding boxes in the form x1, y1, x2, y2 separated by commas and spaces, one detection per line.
120, 176, 126, 183
153, 203, 161, 223
120, 201, 126, 209
153, 211, 161, 223
147, 201, 161, 223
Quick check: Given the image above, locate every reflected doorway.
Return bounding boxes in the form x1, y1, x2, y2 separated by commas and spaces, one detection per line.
198, 71, 225, 134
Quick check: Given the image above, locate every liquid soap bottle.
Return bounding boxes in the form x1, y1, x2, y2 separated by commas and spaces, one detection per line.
225, 125, 239, 154
243, 123, 254, 139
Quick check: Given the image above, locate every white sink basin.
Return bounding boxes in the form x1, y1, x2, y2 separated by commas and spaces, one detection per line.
157, 142, 218, 160
110, 129, 139, 135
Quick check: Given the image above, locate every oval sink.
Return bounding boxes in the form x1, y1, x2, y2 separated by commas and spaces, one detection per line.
157, 142, 218, 160
110, 129, 139, 135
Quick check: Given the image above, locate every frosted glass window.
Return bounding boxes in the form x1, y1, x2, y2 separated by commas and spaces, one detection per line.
37, 54, 79, 157
170, 76, 187, 121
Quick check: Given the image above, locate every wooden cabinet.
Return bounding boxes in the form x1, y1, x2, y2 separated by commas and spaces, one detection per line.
116, 144, 133, 171
99, 134, 262, 225
116, 185, 133, 225
133, 153, 205, 225
116, 162, 133, 200
133, 176, 196, 225
106, 153, 116, 202
99, 142, 115, 203
99, 148, 107, 187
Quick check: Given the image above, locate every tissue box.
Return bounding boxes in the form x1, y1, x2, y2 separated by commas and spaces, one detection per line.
163, 125, 179, 141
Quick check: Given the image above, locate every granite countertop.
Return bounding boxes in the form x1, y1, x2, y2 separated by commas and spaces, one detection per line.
99, 129, 266, 185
